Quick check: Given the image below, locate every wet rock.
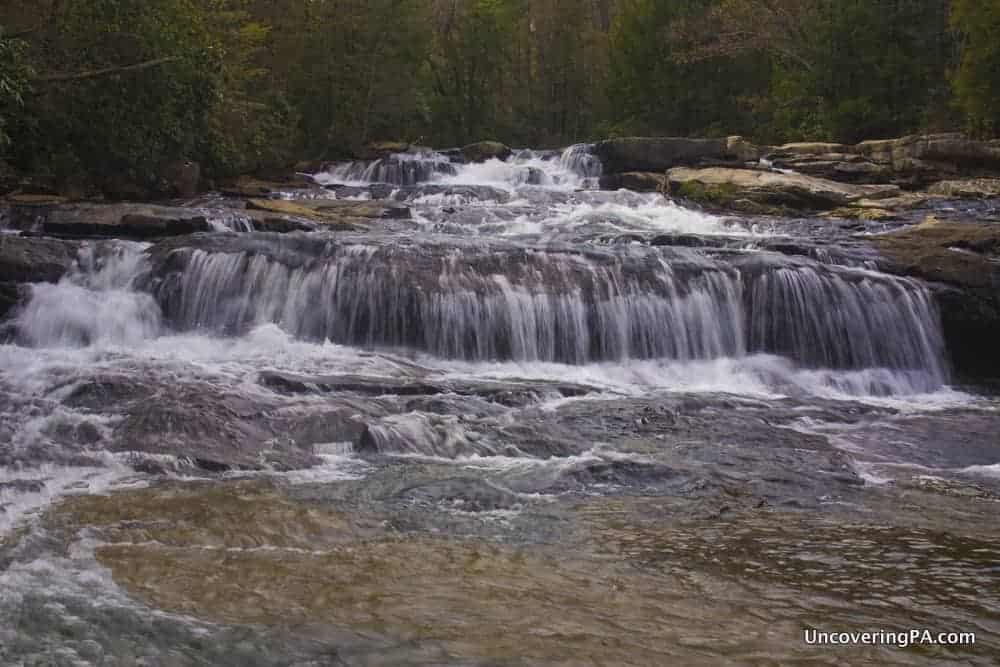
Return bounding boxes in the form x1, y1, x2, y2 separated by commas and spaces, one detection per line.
244, 211, 316, 233
0, 282, 23, 322
0, 235, 78, 284
353, 141, 412, 161
594, 137, 730, 173
666, 166, 900, 211
872, 220, 1000, 380
553, 459, 685, 493
111, 385, 317, 470
63, 375, 158, 410
0, 479, 46, 494
461, 141, 512, 163
391, 184, 512, 204
649, 234, 713, 248
246, 198, 410, 229
767, 151, 890, 184
598, 172, 667, 192
259, 370, 593, 406
927, 178, 1000, 198
395, 477, 522, 512
522, 166, 546, 185
4, 203, 213, 239
219, 174, 319, 198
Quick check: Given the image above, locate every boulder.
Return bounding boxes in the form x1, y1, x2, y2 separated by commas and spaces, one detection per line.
0, 235, 79, 284
461, 141, 513, 163
0, 235, 79, 320
872, 219, 1000, 381
665, 167, 900, 211
158, 160, 201, 198
354, 141, 412, 161
726, 136, 762, 163
594, 137, 729, 173
598, 172, 667, 192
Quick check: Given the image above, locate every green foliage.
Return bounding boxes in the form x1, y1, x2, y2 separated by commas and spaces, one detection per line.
951, 0, 1000, 136
0, 0, 997, 195
608, 0, 771, 138
0, 27, 31, 152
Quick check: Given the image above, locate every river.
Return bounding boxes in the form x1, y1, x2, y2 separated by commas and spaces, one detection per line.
1, 145, 998, 665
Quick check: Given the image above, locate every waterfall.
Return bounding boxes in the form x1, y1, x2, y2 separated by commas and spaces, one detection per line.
318, 151, 457, 186
560, 144, 603, 179
141, 236, 948, 386
317, 144, 603, 190
14, 242, 162, 348
747, 266, 947, 379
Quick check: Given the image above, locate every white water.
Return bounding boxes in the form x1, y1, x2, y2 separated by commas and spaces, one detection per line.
0, 142, 988, 539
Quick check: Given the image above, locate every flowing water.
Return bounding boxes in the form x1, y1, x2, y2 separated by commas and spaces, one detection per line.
2, 146, 999, 666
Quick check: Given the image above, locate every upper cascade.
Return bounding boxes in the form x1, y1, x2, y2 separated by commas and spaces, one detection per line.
316, 144, 604, 189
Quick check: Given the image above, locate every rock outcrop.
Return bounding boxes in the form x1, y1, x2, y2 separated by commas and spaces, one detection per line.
927, 178, 1000, 198
595, 133, 1000, 207
872, 219, 1000, 381
665, 167, 900, 211
594, 137, 728, 173
766, 133, 1000, 188
0, 235, 79, 320
3, 203, 214, 239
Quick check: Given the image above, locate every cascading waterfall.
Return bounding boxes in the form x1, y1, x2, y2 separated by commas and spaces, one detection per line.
560, 144, 603, 179
141, 237, 949, 389
316, 143, 602, 190
747, 266, 947, 377
319, 151, 457, 186
14, 242, 162, 348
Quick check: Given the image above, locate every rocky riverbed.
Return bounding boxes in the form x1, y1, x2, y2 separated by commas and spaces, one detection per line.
1, 139, 999, 665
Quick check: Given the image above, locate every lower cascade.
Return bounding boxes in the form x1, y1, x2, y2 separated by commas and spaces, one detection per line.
66, 234, 947, 391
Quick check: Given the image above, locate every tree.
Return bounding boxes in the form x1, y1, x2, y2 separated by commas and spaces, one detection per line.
0, 27, 30, 152
951, 0, 1000, 136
